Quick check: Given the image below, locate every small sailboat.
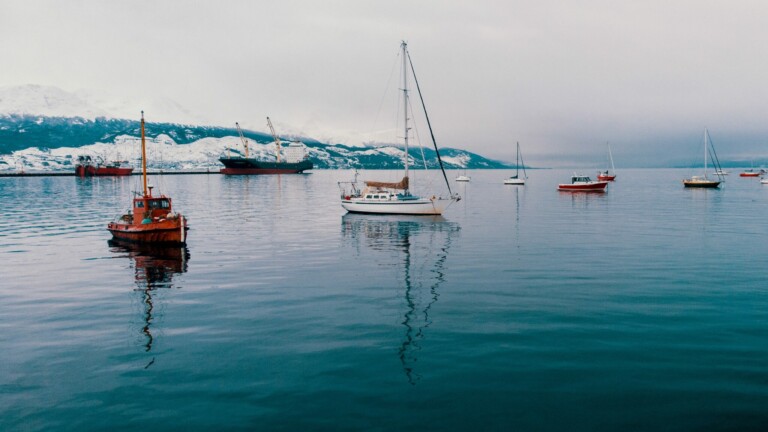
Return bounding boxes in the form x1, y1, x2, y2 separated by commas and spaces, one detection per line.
107, 112, 189, 244
338, 41, 460, 215
455, 169, 470, 182
558, 174, 608, 191
504, 142, 527, 185
597, 142, 616, 181
739, 160, 761, 177
683, 129, 724, 188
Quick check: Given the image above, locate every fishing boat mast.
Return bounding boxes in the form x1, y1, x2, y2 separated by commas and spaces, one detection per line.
267, 117, 282, 163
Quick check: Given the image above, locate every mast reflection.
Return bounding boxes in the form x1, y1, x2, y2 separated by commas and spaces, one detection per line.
341, 214, 460, 384
108, 239, 189, 367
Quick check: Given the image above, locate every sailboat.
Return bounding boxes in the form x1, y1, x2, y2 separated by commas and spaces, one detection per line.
107, 112, 189, 244
338, 41, 460, 215
455, 169, 470, 182
503, 142, 527, 185
683, 129, 724, 188
597, 142, 616, 181
739, 159, 761, 177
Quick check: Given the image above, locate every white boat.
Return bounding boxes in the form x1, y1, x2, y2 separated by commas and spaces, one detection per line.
455, 173, 470, 182
504, 142, 527, 185
339, 42, 460, 215
761, 177, 768, 184
683, 129, 724, 188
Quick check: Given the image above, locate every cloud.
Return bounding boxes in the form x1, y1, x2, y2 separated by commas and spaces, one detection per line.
2, 0, 768, 167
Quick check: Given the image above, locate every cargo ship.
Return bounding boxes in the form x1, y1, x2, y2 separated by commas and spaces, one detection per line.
219, 117, 313, 175
75, 155, 133, 177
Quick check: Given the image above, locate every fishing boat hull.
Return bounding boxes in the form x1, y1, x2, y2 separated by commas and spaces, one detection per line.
341, 197, 453, 215
219, 157, 313, 174
557, 182, 608, 191
739, 172, 760, 177
108, 218, 189, 245
76, 166, 134, 177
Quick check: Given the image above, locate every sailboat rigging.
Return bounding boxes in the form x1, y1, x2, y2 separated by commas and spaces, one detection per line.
338, 41, 460, 215
504, 142, 527, 185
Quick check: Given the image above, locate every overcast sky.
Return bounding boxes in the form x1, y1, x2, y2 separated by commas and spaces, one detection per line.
3, 0, 768, 167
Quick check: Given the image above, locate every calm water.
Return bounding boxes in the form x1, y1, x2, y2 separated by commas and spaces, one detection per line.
2, 169, 768, 431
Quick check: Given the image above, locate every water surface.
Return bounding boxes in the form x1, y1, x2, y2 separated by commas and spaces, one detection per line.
2, 169, 768, 430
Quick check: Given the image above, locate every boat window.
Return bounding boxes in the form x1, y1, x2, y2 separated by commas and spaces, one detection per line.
373, 195, 380, 199
135, 201, 144, 208
365, 195, 372, 199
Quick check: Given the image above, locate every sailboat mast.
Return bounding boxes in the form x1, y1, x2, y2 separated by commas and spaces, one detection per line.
704, 128, 708, 176
402, 41, 409, 181
516, 142, 520, 176
141, 111, 148, 197
608, 142, 615, 172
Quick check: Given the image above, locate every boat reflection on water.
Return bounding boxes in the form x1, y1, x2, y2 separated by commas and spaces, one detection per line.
108, 239, 189, 367
341, 214, 460, 384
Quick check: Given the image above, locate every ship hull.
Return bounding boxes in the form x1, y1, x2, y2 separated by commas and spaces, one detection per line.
683, 180, 720, 188
557, 182, 608, 191
219, 158, 313, 174
108, 219, 188, 245
76, 166, 134, 177
341, 198, 452, 215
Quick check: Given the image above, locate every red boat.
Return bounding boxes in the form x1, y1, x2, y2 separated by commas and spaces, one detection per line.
739, 169, 761, 177
75, 156, 133, 177
107, 112, 189, 245
558, 175, 609, 192
596, 143, 617, 181
597, 170, 616, 181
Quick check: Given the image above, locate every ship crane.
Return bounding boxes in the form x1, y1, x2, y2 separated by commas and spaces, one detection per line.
235, 122, 249, 159
266, 116, 282, 163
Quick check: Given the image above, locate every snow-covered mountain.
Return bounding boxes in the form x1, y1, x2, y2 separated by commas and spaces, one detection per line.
0, 84, 110, 119
0, 85, 511, 171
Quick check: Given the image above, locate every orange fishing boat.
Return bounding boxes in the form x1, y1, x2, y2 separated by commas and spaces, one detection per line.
107, 112, 189, 245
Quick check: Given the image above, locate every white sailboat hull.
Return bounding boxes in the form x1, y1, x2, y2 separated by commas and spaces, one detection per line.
504, 178, 525, 185
341, 197, 454, 215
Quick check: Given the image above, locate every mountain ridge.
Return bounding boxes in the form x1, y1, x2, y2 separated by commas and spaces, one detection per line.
0, 114, 511, 171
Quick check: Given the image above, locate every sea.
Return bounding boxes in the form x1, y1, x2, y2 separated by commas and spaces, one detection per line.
2, 168, 768, 431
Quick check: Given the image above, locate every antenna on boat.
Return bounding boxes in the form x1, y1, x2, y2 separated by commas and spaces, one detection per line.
141, 110, 148, 197
406, 44, 453, 197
